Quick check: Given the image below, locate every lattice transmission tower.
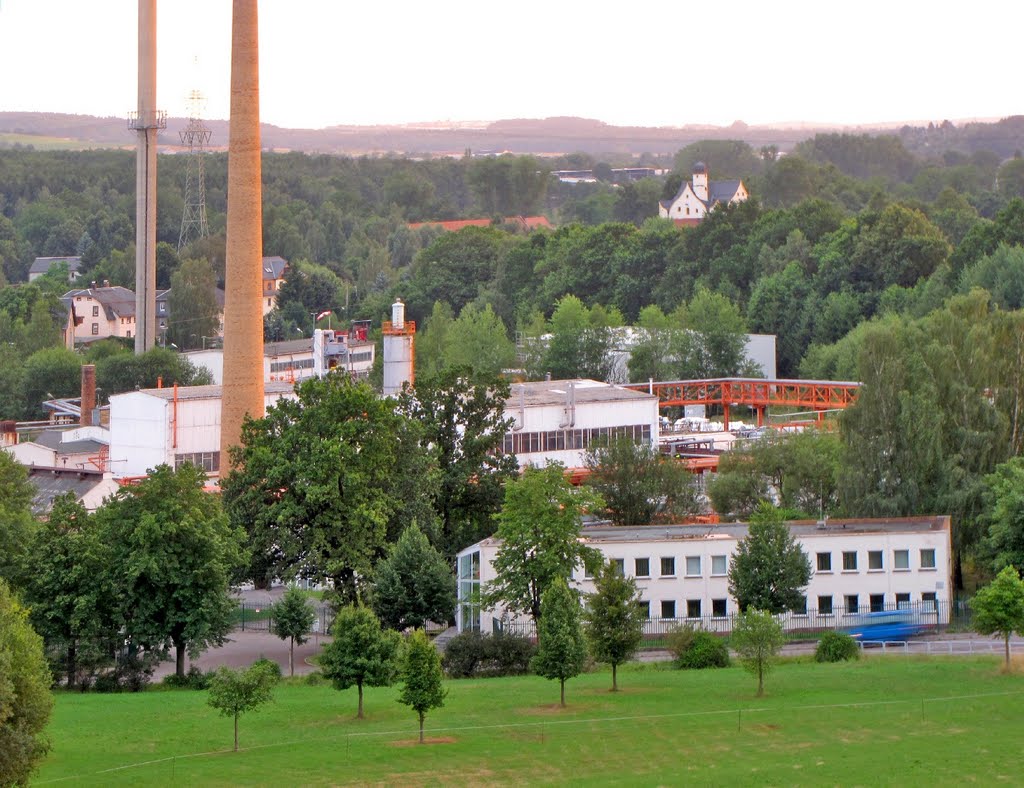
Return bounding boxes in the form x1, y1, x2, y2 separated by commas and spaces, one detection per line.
177, 89, 212, 251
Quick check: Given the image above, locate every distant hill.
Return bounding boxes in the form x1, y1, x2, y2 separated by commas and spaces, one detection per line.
0, 112, 1021, 159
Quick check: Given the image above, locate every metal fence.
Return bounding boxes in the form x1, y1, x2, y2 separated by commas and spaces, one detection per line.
501, 600, 971, 644
234, 602, 334, 635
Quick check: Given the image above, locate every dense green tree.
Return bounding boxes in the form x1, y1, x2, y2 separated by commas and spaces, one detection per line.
0, 579, 54, 785
397, 628, 447, 743
400, 368, 517, 555
971, 566, 1024, 667
531, 577, 587, 707
94, 347, 212, 400
98, 464, 244, 678
980, 458, 1024, 575
541, 294, 613, 381
372, 524, 456, 631
727, 503, 812, 614
484, 464, 602, 626
443, 303, 516, 379
730, 609, 785, 697
269, 587, 317, 677
20, 346, 82, 419
673, 287, 757, 379
414, 301, 455, 381
0, 452, 36, 585
320, 605, 400, 719
959, 244, 1024, 310
584, 436, 701, 525
166, 257, 220, 350
223, 375, 436, 598
207, 662, 279, 751
585, 561, 644, 691
275, 259, 343, 320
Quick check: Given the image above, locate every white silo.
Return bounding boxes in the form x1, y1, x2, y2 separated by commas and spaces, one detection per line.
382, 299, 415, 396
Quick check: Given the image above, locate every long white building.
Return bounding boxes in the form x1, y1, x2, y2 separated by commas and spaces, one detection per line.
456, 516, 953, 634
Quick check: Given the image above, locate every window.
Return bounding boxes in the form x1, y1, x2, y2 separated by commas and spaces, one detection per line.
894, 550, 910, 570
868, 550, 883, 570
91, 323, 99, 335
711, 555, 727, 576
816, 552, 832, 572
661, 600, 676, 619
638, 600, 650, 619
583, 563, 594, 580
685, 556, 701, 577
660, 557, 675, 577
921, 592, 937, 612
845, 594, 859, 614
91, 305, 99, 317
920, 549, 936, 569
896, 593, 911, 609
611, 558, 625, 576
870, 594, 885, 612
635, 558, 650, 578
712, 598, 727, 617
687, 599, 701, 618
842, 551, 858, 571
793, 595, 808, 615
818, 595, 833, 616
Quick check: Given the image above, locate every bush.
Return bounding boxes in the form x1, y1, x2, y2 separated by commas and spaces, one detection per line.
442, 631, 536, 678
667, 624, 730, 669
92, 653, 157, 693
162, 665, 216, 690
251, 656, 283, 679
815, 630, 860, 662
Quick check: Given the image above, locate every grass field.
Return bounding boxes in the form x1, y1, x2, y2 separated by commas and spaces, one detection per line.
35, 656, 1024, 786
0, 133, 126, 151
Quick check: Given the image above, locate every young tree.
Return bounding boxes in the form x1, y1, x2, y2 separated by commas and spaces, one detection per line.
98, 463, 245, 679
319, 605, 400, 719
585, 561, 644, 691
269, 587, 317, 677
484, 463, 602, 626
971, 566, 1024, 667
372, 524, 456, 631
397, 629, 447, 743
731, 609, 785, 697
728, 502, 811, 614
0, 578, 54, 786
584, 436, 702, 525
531, 577, 587, 707
206, 662, 279, 751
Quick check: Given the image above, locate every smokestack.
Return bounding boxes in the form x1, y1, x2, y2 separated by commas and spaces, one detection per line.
132, 0, 162, 354
80, 365, 96, 427
220, 0, 265, 473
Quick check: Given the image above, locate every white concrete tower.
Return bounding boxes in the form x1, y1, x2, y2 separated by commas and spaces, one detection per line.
382, 299, 416, 396
692, 161, 709, 202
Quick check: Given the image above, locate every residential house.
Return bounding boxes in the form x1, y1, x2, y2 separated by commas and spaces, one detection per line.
658, 162, 748, 226
63, 284, 137, 343
262, 255, 289, 315
29, 256, 82, 282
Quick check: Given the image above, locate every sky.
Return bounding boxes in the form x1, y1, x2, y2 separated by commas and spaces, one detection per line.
0, 1, 1020, 130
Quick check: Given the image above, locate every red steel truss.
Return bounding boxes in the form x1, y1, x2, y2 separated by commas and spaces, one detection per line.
622, 377, 860, 430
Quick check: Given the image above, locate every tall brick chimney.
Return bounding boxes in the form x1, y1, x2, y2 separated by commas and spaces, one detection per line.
80, 364, 97, 427
219, 0, 265, 474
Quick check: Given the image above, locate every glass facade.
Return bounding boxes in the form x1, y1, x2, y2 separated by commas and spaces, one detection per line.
457, 551, 481, 632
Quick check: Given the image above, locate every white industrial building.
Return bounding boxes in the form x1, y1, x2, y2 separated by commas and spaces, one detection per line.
456, 516, 953, 634
108, 381, 296, 478
185, 329, 375, 386
501, 379, 659, 469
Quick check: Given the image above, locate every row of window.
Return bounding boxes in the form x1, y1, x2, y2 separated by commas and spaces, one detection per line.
639, 592, 940, 620
269, 358, 316, 373
816, 548, 937, 573
175, 451, 220, 473
584, 555, 728, 580
501, 424, 652, 456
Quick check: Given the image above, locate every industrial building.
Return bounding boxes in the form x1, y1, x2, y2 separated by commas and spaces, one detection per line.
108, 381, 296, 478
456, 516, 953, 635
501, 379, 659, 468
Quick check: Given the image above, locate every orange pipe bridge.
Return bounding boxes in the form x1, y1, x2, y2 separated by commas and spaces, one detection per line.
622, 377, 861, 431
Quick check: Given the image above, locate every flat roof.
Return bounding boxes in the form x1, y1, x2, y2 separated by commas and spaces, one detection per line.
506, 379, 656, 408
472, 516, 950, 549
131, 381, 296, 401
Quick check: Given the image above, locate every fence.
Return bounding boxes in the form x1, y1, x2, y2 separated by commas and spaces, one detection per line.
502, 599, 971, 644
234, 601, 334, 635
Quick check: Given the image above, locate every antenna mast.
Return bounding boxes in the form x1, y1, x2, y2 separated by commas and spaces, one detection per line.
177, 89, 212, 251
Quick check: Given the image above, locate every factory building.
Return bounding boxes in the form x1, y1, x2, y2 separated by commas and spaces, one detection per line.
456, 516, 953, 635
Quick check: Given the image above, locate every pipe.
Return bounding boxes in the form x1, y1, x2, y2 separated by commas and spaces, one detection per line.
173, 382, 178, 449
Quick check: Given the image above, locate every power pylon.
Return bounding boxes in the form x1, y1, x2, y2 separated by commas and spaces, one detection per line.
177, 89, 212, 251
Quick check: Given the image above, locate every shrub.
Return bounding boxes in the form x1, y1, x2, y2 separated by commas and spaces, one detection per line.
92, 653, 157, 693
442, 631, 536, 678
815, 630, 860, 662
667, 624, 730, 669
163, 665, 216, 690
251, 657, 283, 679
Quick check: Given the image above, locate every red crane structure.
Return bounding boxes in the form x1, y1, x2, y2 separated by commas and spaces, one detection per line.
622, 378, 861, 431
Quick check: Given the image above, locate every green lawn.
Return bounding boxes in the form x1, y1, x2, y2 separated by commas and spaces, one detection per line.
36, 656, 1024, 786
0, 133, 126, 151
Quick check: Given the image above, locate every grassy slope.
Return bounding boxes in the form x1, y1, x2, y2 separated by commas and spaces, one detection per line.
37, 657, 1024, 786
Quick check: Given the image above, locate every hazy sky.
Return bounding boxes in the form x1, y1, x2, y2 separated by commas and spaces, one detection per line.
0, 1, 1018, 129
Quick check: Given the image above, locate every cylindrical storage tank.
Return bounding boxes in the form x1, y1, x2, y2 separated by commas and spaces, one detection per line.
382, 334, 414, 396
391, 299, 405, 330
